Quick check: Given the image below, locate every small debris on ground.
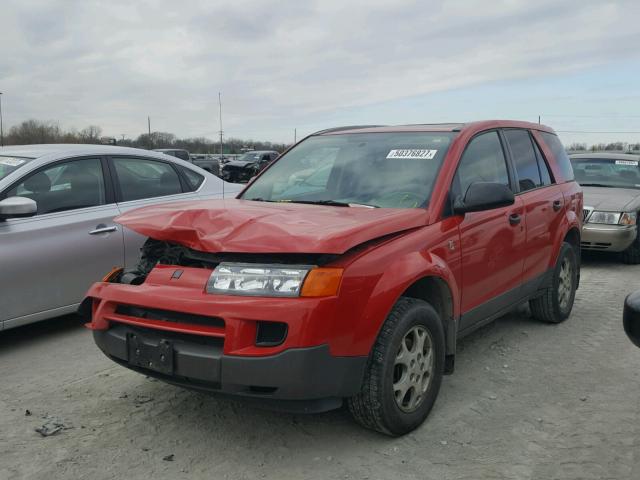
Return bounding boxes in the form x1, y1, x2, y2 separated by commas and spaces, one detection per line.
25, 409, 32, 416
134, 394, 153, 406
162, 454, 175, 462
35, 417, 72, 437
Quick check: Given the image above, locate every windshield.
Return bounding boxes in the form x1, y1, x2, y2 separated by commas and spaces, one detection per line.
0, 156, 34, 181
241, 132, 454, 208
571, 157, 640, 190
238, 152, 261, 162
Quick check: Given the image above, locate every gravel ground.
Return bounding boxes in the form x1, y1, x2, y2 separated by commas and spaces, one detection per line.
1, 253, 639, 480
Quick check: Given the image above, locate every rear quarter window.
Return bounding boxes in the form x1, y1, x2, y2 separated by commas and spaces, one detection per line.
539, 132, 575, 182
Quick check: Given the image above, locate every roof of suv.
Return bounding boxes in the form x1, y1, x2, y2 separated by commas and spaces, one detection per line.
316, 120, 555, 136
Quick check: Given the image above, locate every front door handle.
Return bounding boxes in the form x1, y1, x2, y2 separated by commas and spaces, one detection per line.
89, 224, 118, 235
509, 213, 521, 226
552, 200, 563, 212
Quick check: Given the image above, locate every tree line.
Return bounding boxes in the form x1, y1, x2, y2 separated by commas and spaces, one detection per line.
2, 119, 639, 154
2, 119, 289, 154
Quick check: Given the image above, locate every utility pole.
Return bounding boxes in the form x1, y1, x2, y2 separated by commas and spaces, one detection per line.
538, 115, 541, 125
0, 92, 4, 147
294, 128, 297, 144
147, 116, 152, 149
218, 92, 224, 158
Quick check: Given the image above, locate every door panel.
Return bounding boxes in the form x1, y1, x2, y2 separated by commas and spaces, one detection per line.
0, 205, 123, 322
458, 196, 526, 329
520, 187, 564, 282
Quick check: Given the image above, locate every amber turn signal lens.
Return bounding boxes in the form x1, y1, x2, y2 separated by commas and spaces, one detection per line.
102, 267, 123, 282
300, 268, 343, 297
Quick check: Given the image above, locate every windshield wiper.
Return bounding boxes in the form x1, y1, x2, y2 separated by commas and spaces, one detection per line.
246, 198, 379, 208
579, 183, 613, 188
287, 200, 379, 208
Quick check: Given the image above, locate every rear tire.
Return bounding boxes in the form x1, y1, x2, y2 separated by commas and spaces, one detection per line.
622, 225, 640, 264
530, 242, 578, 323
348, 297, 445, 436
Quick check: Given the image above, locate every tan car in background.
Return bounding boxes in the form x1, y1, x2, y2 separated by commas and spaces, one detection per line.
570, 153, 640, 263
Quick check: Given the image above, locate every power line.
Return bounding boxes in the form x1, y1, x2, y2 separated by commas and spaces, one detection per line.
557, 130, 640, 134
542, 114, 640, 119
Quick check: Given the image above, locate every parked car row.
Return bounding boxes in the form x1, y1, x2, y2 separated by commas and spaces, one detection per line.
153, 148, 281, 183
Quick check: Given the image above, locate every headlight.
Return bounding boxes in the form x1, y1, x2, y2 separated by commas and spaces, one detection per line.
588, 211, 637, 226
588, 211, 621, 225
206, 263, 343, 297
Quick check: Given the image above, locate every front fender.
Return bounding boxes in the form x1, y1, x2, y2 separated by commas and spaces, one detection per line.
335, 249, 460, 357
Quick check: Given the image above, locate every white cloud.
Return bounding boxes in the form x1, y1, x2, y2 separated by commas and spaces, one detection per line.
1, 0, 639, 142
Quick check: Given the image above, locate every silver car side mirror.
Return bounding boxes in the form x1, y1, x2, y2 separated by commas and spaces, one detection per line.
0, 196, 38, 220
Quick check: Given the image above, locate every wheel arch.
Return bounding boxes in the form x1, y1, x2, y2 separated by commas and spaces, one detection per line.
401, 276, 456, 362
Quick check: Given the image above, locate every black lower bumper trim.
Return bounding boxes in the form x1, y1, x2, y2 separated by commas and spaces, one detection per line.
93, 325, 367, 412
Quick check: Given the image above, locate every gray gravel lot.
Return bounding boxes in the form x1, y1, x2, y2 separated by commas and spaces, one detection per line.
1, 254, 639, 480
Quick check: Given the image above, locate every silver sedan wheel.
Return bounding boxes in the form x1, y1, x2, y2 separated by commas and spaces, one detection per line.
558, 257, 573, 311
393, 325, 434, 413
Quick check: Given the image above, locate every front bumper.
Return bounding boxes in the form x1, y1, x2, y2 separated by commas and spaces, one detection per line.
623, 291, 640, 348
93, 325, 366, 412
581, 224, 637, 252
83, 266, 367, 412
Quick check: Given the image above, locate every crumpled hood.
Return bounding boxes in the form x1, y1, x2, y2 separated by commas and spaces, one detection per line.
115, 199, 427, 254
582, 186, 640, 211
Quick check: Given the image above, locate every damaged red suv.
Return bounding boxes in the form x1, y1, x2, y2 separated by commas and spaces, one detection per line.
82, 121, 582, 435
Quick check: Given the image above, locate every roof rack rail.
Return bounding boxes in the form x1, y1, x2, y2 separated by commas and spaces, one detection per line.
401, 122, 466, 132
311, 125, 386, 135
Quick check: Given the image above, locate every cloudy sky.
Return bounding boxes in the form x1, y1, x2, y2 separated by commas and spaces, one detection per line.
1, 0, 640, 145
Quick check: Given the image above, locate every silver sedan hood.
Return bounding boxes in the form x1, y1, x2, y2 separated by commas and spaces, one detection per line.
582, 186, 640, 211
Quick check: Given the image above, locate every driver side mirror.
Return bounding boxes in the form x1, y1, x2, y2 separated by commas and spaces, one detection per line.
453, 182, 514, 214
0, 196, 38, 220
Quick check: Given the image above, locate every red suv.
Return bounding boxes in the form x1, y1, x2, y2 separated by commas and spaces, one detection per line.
82, 121, 582, 435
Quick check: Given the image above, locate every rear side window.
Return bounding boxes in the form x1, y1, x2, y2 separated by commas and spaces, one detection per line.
454, 131, 510, 197
539, 132, 574, 181
532, 138, 553, 186
112, 157, 183, 201
180, 166, 205, 191
504, 129, 540, 192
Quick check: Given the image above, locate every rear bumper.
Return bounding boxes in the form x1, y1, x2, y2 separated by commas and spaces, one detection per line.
624, 291, 640, 348
581, 224, 637, 252
93, 324, 367, 412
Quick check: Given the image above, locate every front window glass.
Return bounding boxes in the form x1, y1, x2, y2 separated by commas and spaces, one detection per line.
453, 131, 510, 198
571, 158, 640, 190
0, 156, 34, 181
241, 132, 455, 209
5, 158, 105, 215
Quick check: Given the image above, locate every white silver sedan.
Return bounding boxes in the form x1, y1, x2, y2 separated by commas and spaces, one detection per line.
0, 144, 242, 331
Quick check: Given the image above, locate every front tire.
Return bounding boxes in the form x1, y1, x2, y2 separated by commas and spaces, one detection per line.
348, 297, 445, 436
530, 242, 578, 323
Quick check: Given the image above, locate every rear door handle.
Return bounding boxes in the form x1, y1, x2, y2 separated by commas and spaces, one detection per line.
509, 213, 521, 226
89, 224, 118, 235
553, 200, 563, 212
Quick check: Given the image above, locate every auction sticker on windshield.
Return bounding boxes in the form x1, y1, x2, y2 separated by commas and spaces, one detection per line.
616, 160, 639, 166
0, 157, 26, 167
386, 149, 438, 160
